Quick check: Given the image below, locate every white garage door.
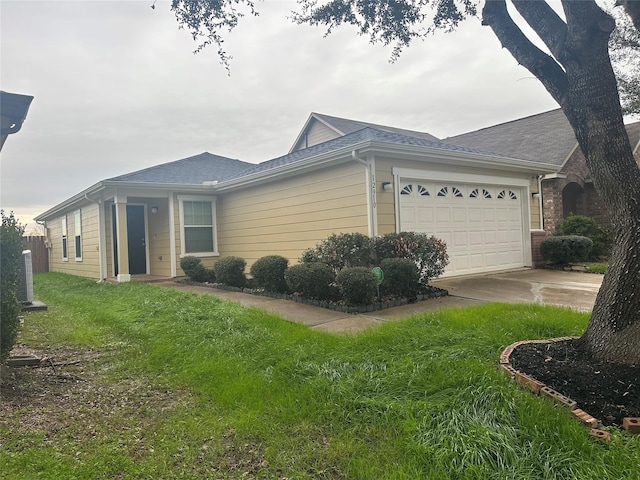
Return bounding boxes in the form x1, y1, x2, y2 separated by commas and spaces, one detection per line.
399, 180, 525, 277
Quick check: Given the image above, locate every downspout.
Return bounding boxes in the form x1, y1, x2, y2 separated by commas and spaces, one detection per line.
352, 150, 377, 237
537, 175, 544, 230
84, 193, 107, 281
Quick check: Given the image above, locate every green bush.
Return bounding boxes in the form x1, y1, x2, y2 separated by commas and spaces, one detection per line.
335, 267, 378, 305
540, 235, 593, 265
180, 256, 216, 283
214, 256, 247, 288
374, 232, 449, 284
300, 233, 375, 273
1, 211, 25, 362
285, 263, 339, 301
379, 257, 420, 299
250, 255, 289, 293
556, 215, 611, 259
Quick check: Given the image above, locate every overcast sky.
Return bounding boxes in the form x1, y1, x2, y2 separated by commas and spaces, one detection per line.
1, 0, 559, 232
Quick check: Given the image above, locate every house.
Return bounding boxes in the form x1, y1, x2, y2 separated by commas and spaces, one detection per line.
36, 112, 564, 282
445, 109, 640, 233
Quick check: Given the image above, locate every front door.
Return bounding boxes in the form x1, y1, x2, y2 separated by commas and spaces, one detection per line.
112, 204, 147, 275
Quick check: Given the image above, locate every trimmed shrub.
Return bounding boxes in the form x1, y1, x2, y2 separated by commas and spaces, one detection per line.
374, 232, 449, 284
336, 267, 378, 305
300, 232, 375, 273
285, 263, 339, 301
379, 257, 420, 299
540, 235, 593, 265
214, 256, 247, 288
1, 211, 25, 362
556, 215, 611, 259
180, 256, 215, 283
250, 255, 289, 293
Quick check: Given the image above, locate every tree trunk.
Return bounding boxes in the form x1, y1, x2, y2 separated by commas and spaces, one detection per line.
484, 1, 640, 364
559, 4, 640, 365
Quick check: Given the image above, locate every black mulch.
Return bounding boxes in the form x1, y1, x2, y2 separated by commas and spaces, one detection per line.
508, 339, 639, 427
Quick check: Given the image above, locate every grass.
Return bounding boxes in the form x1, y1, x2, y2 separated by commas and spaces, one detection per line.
1, 273, 639, 479
583, 262, 608, 274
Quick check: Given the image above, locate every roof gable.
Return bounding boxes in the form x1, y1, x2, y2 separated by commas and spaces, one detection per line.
107, 152, 253, 185
289, 112, 440, 152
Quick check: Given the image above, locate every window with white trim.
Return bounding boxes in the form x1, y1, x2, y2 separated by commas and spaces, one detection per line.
61, 215, 68, 261
74, 210, 82, 261
178, 196, 218, 256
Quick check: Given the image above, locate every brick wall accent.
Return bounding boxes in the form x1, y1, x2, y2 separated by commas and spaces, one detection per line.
531, 230, 550, 267
542, 147, 614, 233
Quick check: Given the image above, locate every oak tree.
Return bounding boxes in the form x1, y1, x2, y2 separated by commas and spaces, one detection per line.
171, 0, 640, 364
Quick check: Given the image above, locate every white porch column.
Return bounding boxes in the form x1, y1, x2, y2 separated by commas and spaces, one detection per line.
114, 196, 130, 282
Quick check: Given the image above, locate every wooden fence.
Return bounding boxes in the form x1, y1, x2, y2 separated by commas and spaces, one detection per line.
22, 236, 48, 273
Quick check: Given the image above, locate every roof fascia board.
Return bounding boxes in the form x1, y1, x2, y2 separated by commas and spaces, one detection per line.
102, 181, 216, 193
34, 182, 106, 221
219, 141, 558, 193
35, 181, 217, 221
362, 142, 560, 174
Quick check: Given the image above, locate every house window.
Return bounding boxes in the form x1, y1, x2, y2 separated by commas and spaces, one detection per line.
179, 196, 218, 256
74, 210, 82, 261
61, 215, 68, 261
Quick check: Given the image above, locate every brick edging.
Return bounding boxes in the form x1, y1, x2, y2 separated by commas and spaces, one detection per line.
500, 336, 618, 441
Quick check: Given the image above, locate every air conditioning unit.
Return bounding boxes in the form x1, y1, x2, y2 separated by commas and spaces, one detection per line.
17, 250, 34, 304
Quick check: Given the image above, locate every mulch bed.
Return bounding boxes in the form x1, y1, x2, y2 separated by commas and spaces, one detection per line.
508, 339, 639, 427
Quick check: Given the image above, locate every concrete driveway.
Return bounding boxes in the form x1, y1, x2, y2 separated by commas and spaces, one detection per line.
430, 269, 603, 313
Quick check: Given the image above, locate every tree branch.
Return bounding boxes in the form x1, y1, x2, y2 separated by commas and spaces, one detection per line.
481, 0, 568, 104
616, 0, 640, 31
511, 0, 567, 62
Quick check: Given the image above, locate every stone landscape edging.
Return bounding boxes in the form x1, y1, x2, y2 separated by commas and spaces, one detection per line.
500, 336, 639, 441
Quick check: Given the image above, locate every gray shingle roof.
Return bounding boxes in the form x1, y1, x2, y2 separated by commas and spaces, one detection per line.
313, 112, 440, 142
444, 109, 577, 167
227, 127, 520, 181
107, 152, 253, 184
445, 109, 640, 167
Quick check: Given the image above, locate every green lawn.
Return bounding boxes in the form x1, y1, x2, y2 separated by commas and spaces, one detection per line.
1, 273, 638, 479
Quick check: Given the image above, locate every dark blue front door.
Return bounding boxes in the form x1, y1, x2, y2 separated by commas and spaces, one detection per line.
112, 204, 147, 276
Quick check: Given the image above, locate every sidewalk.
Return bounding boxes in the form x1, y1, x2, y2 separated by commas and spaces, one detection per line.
157, 281, 482, 333
157, 269, 601, 333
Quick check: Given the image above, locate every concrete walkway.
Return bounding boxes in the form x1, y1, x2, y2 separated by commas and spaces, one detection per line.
158, 269, 602, 333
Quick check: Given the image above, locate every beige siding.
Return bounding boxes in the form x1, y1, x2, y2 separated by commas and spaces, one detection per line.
216, 162, 368, 268
375, 162, 397, 235
147, 198, 172, 276
529, 178, 542, 230
291, 120, 341, 152
47, 204, 101, 279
